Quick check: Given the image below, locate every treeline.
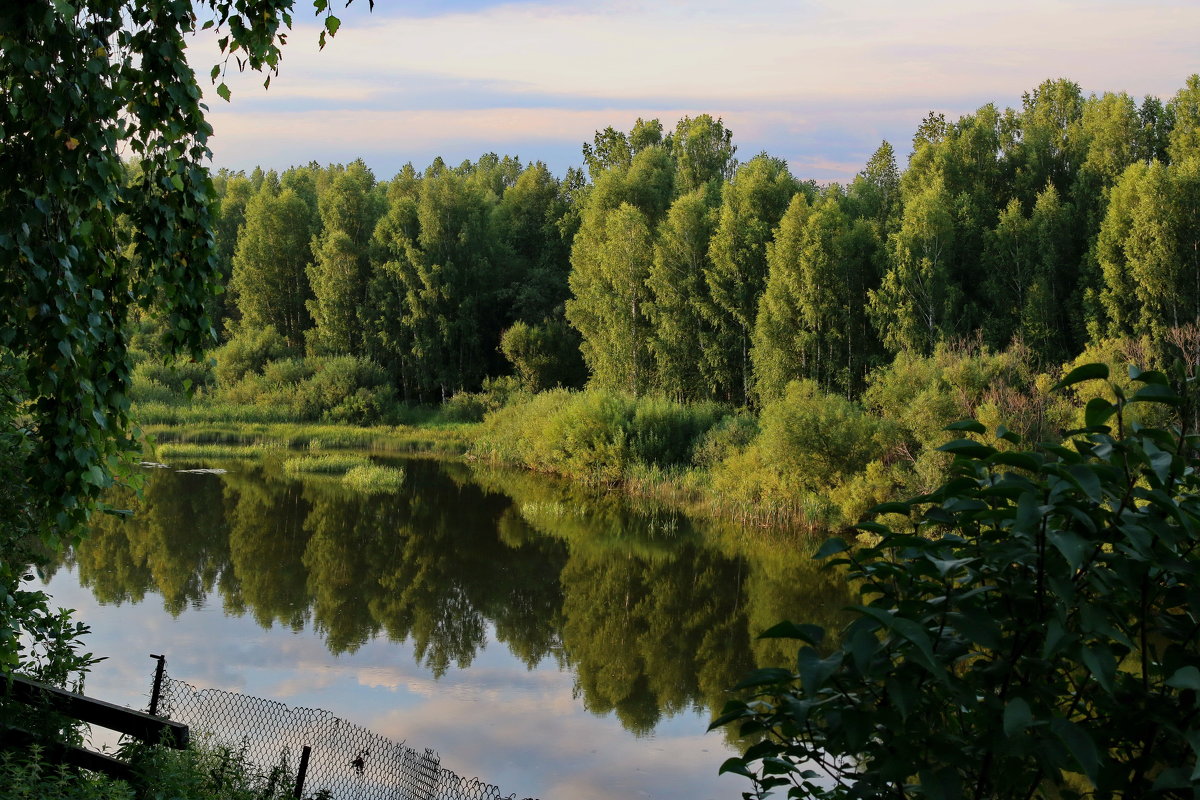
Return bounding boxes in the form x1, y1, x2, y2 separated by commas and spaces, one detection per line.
178, 75, 1200, 409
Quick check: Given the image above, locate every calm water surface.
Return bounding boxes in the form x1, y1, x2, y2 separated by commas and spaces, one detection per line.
39, 455, 849, 799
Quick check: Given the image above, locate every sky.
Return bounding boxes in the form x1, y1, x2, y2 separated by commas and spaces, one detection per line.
196, 0, 1200, 183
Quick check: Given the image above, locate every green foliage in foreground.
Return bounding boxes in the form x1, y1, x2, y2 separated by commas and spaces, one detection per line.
0, 737, 302, 800
715, 364, 1200, 798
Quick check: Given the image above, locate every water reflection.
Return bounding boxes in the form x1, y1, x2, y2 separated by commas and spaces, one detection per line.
54, 455, 849, 738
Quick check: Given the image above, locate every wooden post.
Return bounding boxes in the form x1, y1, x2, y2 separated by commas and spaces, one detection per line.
294, 745, 312, 799
148, 654, 166, 717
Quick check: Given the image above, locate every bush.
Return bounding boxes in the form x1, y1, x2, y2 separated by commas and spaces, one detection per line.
627, 398, 727, 468
692, 413, 759, 468
213, 326, 291, 387
475, 390, 728, 485
714, 364, 1200, 798
132, 358, 214, 396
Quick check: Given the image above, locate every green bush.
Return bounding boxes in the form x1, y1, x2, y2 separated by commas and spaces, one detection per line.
714, 364, 1200, 798
442, 391, 491, 423
627, 398, 727, 468
132, 359, 214, 396
213, 326, 291, 387
475, 390, 728, 485
692, 413, 759, 468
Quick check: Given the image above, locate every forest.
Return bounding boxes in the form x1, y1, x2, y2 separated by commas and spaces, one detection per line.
134, 75, 1200, 528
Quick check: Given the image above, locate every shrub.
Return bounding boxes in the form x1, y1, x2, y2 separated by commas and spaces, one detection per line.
442, 391, 491, 423
714, 364, 1200, 798
692, 413, 759, 468
627, 398, 727, 468
132, 358, 214, 396
213, 326, 290, 387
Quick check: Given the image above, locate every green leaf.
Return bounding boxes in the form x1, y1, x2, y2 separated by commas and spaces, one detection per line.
216, 82, 231, 102
324, 14, 341, 35
1130, 383, 1181, 406
732, 667, 794, 690
992, 452, 1041, 472
1128, 366, 1168, 385
1049, 717, 1100, 782
814, 537, 849, 559
995, 424, 1021, 444
866, 501, 911, 516
854, 606, 946, 682
1051, 363, 1109, 392
945, 419, 986, 434
1084, 397, 1116, 429
936, 439, 997, 459
718, 757, 754, 778
1080, 644, 1116, 693
1048, 530, 1088, 571
758, 621, 824, 646
1004, 698, 1033, 737
1166, 666, 1200, 691
1066, 464, 1102, 502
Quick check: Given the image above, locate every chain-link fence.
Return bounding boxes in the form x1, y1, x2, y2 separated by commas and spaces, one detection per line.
155, 666, 534, 800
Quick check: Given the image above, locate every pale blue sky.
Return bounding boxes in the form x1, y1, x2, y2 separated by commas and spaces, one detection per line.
197, 0, 1200, 182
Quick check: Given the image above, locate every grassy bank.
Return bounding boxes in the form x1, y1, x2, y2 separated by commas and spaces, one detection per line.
133, 336, 1174, 531
144, 420, 474, 458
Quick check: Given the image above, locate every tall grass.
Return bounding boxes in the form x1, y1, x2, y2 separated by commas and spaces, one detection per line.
143, 421, 473, 456
342, 464, 406, 493
283, 454, 372, 475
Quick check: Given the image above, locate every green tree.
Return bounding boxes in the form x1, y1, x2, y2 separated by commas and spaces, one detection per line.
0, 0, 362, 674
647, 188, 718, 401
1098, 157, 1200, 340
703, 155, 799, 404
306, 160, 384, 355
229, 186, 315, 348
848, 140, 900, 234
566, 203, 656, 394
210, 170, 255, 331
981, 185, 1075, 361
1167, 74, 1200, 163
870, 175, 958, 354
499, 318, 586, 392
1004, 78, 1086, 204
382, 162, 504, 399
494, 161, 574, 323
667, 114, 737, 198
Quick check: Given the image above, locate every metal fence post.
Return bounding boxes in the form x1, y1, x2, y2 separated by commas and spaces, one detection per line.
293, 745, 312, 799
148, 654, 166, 717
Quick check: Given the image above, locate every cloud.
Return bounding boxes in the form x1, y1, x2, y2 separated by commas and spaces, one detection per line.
192, 0, 1200, 181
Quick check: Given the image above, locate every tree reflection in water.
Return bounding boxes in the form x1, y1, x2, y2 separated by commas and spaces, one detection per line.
59, 455, 850, 737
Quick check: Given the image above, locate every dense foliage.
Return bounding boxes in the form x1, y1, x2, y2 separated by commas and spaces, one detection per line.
198, 76, 1200, 411
713, 365, 1200, 798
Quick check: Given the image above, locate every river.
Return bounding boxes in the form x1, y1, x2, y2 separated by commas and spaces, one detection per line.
37, 453, 849, 799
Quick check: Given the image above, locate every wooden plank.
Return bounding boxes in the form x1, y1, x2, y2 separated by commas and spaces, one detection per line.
2, 675, 188, 749
0, 726, 136, 782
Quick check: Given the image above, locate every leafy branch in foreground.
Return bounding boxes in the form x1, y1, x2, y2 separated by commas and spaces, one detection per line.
714, 363, 1200, 798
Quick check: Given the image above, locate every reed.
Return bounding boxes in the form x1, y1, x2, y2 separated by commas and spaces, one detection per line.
342, 464, 406, 493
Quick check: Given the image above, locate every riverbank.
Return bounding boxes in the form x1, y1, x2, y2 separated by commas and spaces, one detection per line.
134, 335, 1172, 533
